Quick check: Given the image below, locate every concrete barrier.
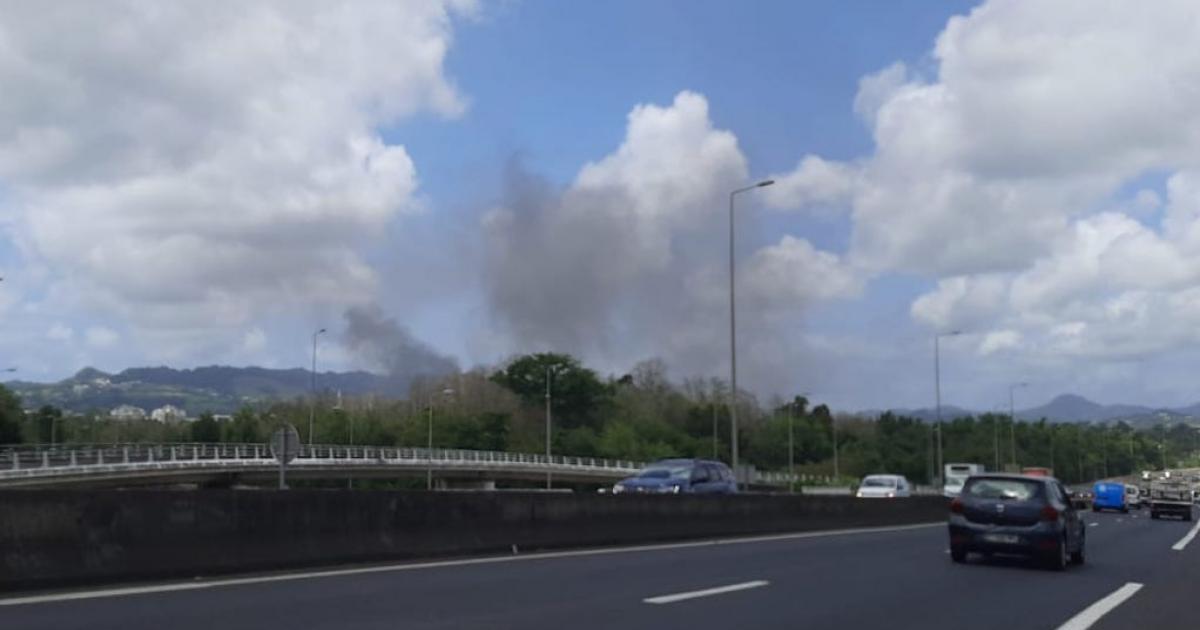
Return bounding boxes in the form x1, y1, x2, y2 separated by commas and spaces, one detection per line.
0, 490, 948, 590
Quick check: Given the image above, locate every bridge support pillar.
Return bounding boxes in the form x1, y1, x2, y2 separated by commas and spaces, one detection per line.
70, 451, 77, 466
42, 452, 48, 468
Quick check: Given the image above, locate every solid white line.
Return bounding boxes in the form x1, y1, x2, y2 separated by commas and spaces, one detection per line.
0, 521, 942, 607
1055, 582, 1143, 630
644, 580, 769, 604
1088, 522, 1099, 527
1172, 520, 1200, 551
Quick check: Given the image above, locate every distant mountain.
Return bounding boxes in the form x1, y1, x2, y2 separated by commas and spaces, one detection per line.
1016, 394, 1154, 423
866, 393, 1200, 425
6, 366, 396, 415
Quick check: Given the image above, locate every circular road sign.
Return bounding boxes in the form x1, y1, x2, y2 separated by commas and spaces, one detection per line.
270, 424, 301, 464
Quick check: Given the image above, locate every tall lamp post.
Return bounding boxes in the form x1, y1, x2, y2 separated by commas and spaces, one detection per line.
728, 179, 775, 487
934, 330, 962, 486
545, 366, 553, 490
308, 328, 326, 447
990, 403, 1007, 471
427, 387, 455, 490
1008, 382, 1028, 468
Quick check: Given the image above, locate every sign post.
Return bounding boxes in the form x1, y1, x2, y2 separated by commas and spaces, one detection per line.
270, 423, 301, 490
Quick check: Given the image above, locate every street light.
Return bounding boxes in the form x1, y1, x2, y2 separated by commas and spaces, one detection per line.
1009, 382, 1029, 468
545, 366, 553, 490
427, 387, 455, 490
934, 330, 962, 485
728, 179, 774, 487
990, 403, 1007, 471
308, 328, 326, 446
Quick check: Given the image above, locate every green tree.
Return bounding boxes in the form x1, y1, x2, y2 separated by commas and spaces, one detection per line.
191, 412, 221, 442
0, 384, 22, 444
492, 353, 613, 430
33, 405, 64, 443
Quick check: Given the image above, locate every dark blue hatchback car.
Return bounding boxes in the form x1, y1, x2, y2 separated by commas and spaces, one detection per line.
612, 459, 737, 494
948, 474, 1086, 570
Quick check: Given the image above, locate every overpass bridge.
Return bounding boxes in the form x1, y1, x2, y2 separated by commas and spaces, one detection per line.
0, 443, 821, 489
0, 443, 646, 488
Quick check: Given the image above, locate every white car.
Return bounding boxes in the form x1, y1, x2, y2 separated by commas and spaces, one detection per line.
856, 474, 912, 498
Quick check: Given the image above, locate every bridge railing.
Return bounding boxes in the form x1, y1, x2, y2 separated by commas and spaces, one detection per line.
0, 442, 645, 480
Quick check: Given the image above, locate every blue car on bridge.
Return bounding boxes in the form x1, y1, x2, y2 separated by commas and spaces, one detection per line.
612, 459, 737, 494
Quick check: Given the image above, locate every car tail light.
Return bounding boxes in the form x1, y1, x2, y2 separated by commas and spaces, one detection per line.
886, 492, 894, 498
950, 498, 964, 514
1040, 505, 1060, 522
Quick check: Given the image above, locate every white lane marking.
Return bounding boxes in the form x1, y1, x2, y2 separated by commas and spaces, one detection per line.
1055, 582, 1143, 630
1089, 522, 1099, 527
1172, 520, 1200, 551
0, 522, 942, 607
644, 580, 769, 604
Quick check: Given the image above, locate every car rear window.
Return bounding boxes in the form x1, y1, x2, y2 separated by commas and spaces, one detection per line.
963, 478, 1042, 501
861, 476, 897, 487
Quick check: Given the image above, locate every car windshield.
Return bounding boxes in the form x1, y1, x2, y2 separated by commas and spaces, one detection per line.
964, 479, 1041, 501
862, 477, 897, 488
636, 465, 691, 479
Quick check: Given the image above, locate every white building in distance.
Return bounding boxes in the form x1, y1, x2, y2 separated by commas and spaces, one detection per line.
150, 405, 188, 423
110, 405, 147, 422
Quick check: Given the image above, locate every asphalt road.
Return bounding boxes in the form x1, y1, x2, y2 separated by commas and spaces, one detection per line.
3, 506, 1198, 630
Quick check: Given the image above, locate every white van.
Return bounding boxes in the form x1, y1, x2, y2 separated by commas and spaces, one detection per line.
943, 463, 985, 498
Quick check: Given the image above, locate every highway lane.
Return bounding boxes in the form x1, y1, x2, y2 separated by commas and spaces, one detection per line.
3, 507, 1197, 630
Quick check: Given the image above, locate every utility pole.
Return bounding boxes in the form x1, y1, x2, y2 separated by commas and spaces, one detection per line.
545, 365, 553, 490
1008, 382, 1028, 469
934, 331, 962, 484
788, 401, 795, 494
308, 328, 326, 446
712, 402, 718, 459
728, 180, 774, 489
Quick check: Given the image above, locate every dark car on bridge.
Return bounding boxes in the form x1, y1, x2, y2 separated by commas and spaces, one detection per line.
612, 459, 737, 494
948, 474, 1086, 570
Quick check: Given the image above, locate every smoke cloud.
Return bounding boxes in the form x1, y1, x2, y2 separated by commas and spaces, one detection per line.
480, 92, 858, 395
343, 305, 459, 389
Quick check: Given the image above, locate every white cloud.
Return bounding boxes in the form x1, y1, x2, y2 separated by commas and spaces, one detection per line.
978, 329, 1020, 355
0, 1, 475, 356
242, 328, 267, 354
742, 236, 861, 306
46, 324, 73, 342
762, 155, 857, 213
85, 326, 118, 349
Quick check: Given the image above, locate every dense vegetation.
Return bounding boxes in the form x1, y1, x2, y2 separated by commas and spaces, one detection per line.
3, 353, 1198, 485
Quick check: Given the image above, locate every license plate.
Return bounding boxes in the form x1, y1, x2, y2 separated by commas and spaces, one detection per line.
982, 534, 1020, 545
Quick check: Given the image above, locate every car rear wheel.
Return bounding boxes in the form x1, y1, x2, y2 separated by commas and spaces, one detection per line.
1151, 511, 1159, 520
1045, 537, 1069, 571
950, 546, 967, 563
1071, 535, 1085, 565
1185, 511, 1194, 522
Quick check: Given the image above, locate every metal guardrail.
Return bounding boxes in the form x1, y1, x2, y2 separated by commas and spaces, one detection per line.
0, 443, 644, 485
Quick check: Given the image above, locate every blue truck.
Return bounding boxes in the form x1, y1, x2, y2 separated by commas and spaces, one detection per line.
1092, 481, 1128, 513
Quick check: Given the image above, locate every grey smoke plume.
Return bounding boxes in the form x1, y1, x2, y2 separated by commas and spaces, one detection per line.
343, 305, 459, 388
481, 161, 817, 396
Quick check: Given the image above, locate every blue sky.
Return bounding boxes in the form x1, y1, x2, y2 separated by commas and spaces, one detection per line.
7, 1, 1200, 413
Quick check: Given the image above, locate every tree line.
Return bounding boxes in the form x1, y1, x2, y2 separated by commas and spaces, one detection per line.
1, 352, 1197, 485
